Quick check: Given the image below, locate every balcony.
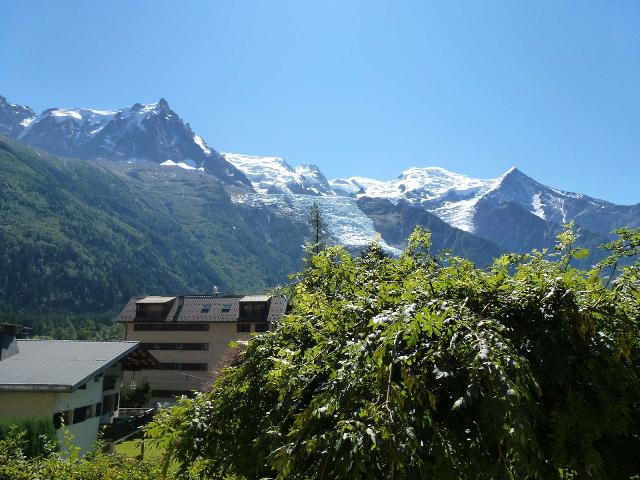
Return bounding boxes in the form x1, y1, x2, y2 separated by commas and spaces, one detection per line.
103, 375, 119, 391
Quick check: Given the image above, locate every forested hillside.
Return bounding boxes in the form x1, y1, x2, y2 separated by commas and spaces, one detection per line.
0, 135, 308, 320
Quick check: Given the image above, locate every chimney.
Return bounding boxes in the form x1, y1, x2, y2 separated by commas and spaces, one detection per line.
0, 324, 26, 361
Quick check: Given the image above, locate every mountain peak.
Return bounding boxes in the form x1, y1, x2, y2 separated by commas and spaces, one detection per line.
158, 98, 170, 109
497, 166, 535, 186
223, 153, 334, 196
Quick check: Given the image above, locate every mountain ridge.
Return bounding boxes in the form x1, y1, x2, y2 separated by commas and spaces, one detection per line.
0, 95, 252, 187
1, 93, 638, 314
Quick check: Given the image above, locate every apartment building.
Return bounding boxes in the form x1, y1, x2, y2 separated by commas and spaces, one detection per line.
119, 294, 288, 400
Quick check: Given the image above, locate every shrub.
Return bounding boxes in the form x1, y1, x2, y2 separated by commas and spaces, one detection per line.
0, 429, 163, 480
0, 417, 57, 458
120, 380, 152, 408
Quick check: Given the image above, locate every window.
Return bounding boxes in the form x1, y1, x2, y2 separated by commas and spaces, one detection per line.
141, 342, 176, 350
141, 342, 208, 351
73, 407, 86, 424
201, 303, 212, 313
136, 303, 172, 318
102, 394, 117, 416
134, 323, 209, 331
180, 343, 208, 351
239, 302, 269, 320
73, 405, 93, 424
254, 323, 269, 333
221, 304, 231, 312
53, 412, 64, 430
95, 403, 102, 417
160, 362, 208, 371
53, 410, 80, 429
103, 375, 118, 391
237, 323, 251, 333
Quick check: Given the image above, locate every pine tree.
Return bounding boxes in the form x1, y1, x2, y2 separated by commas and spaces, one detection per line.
308, 202, 326, 254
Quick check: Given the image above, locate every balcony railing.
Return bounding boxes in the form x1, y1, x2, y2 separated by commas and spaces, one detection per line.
101, 408, 155, 442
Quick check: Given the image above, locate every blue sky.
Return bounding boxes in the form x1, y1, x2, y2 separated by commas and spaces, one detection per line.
1, 0, 639, 203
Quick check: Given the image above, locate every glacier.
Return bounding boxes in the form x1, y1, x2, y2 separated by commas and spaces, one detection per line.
231, 191, 402, 256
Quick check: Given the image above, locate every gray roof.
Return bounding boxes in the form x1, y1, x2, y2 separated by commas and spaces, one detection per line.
0, 340, 140, 392
119, 294, 289, 324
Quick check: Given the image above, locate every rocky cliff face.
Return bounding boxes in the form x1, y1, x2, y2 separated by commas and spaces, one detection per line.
0, 95, 35, 137
0, 96, 250, 186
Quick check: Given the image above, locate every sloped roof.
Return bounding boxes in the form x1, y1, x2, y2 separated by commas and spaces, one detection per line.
119, 294, 289, 324
0, 340, 141, 392
266, 295, 288, 322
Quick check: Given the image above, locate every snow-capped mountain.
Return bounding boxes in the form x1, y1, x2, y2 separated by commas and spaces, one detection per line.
331, 166, 640, 242
2, 93, 638, 265
0, 96, 250, 186
231, 191, 401, 255
223, 153, 334, 196
331, 167, 501, 232
212, 147, 638, 260
0, 95, 35, 137
477, 167, 640, 238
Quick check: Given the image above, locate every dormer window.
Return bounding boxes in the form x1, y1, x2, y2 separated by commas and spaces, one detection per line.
134, 296, 176, 319
201, 304, 211, 313
221, 304, 231, 312
239, 302, 269, 319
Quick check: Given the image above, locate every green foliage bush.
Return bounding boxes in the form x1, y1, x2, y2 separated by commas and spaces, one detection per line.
0, 417, 57, 458
148, 226, 640, 479
121, 380, 152, 408
0, 429, 163, 480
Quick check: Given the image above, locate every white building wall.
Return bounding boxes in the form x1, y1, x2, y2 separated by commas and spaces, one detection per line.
53, 377, 105, 455
0, 365, 126, 456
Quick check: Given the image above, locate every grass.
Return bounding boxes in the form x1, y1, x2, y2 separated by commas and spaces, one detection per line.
115, 438, 165, 460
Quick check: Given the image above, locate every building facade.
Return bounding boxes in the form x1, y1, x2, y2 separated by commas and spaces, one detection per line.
119, 294, 288, 400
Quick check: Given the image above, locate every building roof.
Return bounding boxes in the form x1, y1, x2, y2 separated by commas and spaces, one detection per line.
118, 294, 289, 324
0, 340, 146, 392
0, 323, 28, 334
136, 296, 176, 304
240, 294, 271, 302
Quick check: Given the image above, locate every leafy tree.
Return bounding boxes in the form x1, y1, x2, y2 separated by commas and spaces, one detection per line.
148, 225, 640, 480
597, 226, 640, 286
120, 380, 153, 408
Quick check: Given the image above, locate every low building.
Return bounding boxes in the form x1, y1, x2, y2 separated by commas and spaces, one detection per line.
118, 294, 288, 400
0, 323, 159, 455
